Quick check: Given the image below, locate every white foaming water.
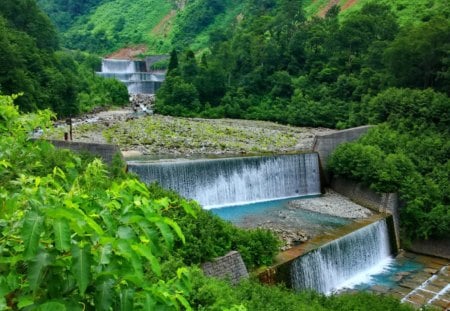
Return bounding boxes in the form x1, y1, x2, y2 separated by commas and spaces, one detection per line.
101, 59, 138, 74
98, 59, 164, 94
332, 256, 394, 293
291, 219, 392, 294
127, 154, 321, 207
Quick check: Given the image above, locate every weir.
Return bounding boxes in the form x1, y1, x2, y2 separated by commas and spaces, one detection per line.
127, 153, 321, 208
97, 59, 165, 94
291, 218, 392, 294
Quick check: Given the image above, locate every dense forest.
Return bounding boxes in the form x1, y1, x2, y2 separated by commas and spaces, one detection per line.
155, 1, 450, 240
1, 0, 449, 309
0, 0, 128, 116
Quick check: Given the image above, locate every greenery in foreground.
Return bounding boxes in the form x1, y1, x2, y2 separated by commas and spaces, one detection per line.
0, 0, 128, 117
0, 94, 416, 310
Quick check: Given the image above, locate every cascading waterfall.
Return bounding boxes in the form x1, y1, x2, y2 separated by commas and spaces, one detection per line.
127, 153, 321, 208
97, 59, 164, 94
291, 219, 392, 294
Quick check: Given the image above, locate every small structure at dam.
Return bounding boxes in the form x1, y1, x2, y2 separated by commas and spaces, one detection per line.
97, 56, 167, 95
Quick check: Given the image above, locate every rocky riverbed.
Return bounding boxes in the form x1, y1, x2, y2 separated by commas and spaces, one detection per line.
228, 190, 373, 250
45, 107, 336, 156
288, 189, 373, 219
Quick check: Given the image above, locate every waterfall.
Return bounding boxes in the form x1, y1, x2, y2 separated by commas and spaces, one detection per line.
97, 59, 164, 94
291, 219, 392, 294
128, 153, 321, 208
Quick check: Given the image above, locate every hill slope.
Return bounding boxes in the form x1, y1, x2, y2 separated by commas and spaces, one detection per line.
38, 0, 449, 55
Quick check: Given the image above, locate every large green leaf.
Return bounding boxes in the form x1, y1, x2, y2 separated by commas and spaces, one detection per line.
116, 240, 143, 285
53, 219, 71, 251
71, 245, 91, 296
163, 218, 185, 244
22, 211, 44, 259
132, 243, 161, 276
28, 250, 52, 292
155, 222, 174, 249
94, 276, 115, 311
119, 288, 135, 311
36, 301, 67, 311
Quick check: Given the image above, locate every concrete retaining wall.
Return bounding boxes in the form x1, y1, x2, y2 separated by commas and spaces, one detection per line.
409, 239, 450, 260
201, 251, 249, 285
313, 126, 371, 183
46, 140, 122, 165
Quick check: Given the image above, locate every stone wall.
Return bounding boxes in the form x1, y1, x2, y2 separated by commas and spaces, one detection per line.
313, 125, 371, 183
46, 140, 122, 165
201, 251, 249, 285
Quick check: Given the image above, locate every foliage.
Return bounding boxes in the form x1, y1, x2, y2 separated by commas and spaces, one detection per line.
188, 269, 414, 311
146, 183, 280, 269
60, 0, 173, 54
0, 3, 128, 117
328, 88, 450, 240
0, 95, 192, 310
155, 2, 449, 130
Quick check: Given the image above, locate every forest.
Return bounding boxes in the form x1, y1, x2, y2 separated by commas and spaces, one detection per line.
0, 0, 449, 309
0, 0, 128, 116
155, 1, 450, 241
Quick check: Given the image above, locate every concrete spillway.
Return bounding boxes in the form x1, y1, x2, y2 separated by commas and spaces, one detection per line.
291, 218, 392, 294
127, 153, 321, 208
97, 59, 164, 94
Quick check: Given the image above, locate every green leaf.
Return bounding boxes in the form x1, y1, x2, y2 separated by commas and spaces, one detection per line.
36, 301, 67, 311
72, 245, 91, 296
143, 293, 156, 311
84, 215, 104, 235
132, 244, 161, 276
155, 222, 174, 249
119, 288, 134, 311
175, 293, 192, 311
22, 211, 44, 259
28, 250, 52, 292
94, 276, 115, 311
164, 218, 185, 244
98, 243, 113, 265
17, 296, 34, 309
53, 219, 71, 251
116, 240, 143, 285
0, 297, 6, 310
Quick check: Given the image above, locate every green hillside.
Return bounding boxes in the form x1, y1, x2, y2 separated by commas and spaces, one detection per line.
38, 0, 450, 55
0, 0, 128, 116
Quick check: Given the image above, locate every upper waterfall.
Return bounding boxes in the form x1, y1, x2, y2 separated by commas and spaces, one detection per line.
97, 57, 166, 95
127, 153, 321, 208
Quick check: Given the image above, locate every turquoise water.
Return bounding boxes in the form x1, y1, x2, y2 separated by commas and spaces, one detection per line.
210, 197, 351, 236
353, 257, 424, 290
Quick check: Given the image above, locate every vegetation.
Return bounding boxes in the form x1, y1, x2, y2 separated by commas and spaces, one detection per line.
328, 88, 450, 240
0, 94, 193, 309
188, 270, 414, 311
1, 93, 417, 310
152, 2, 449, 240
156, 2, 449, 127
0, 0, 128, 117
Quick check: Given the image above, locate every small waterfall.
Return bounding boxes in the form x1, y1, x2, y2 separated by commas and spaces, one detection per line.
97, 59, 165, 94
291, 219, 392, 294
128, 153, 321, 208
